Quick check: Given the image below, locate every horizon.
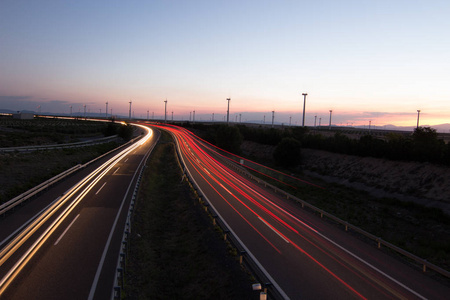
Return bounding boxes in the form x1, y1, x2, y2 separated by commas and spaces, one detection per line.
1, 1, 449, 129
2, 107, 450, 133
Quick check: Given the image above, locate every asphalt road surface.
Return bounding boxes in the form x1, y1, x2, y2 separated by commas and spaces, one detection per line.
162, 124, 450, 300
0, 124, 159, 299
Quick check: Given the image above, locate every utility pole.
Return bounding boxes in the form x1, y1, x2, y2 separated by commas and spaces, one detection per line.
164, 99, 167, 123
239, 114, 242, 123
226, 98, 231, 125
172, 111, 174, 121
147, 110, 149, 120
129, 101, 132, 120
314, 115, 317, 128
189, 111, 192, 122
329, 110, 333, 130
319, 117, 321, 127
263, 115, 265, 124
212, 113, 214, 122
417, 110, 421, 128
105, 101, 108, 118
193, 110, 195, 123
84, 104, 86, 119
271, 111, 275, 128
289, 116, 292, 126
70, 106, 72, 117
302, 93, 307, 127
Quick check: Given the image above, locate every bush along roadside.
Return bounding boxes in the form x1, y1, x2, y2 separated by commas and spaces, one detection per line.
124, 136, 255, 299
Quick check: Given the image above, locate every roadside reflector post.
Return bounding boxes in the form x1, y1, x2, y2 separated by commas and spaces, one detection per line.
239, 251, 246, 264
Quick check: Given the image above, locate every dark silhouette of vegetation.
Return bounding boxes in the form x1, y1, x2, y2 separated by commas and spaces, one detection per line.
214, 125, 243, 154
181, 122, 449, 165
103, 121, 120, 136
273, 137, 302, 168
117, 123, 134, 141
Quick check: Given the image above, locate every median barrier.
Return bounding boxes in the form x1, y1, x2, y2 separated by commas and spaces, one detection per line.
111, 128, 159, 300
166, 129, 288, 300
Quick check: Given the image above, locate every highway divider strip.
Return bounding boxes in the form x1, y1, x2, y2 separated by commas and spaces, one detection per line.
166, 128, 289, 300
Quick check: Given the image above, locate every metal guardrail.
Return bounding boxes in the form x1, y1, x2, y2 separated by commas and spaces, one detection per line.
167, 130, 287, 300
111, 130, 159, 300
225, 158, 450, 280
0, 165, 82, 215
0, 135, 141, 217
0, 135, 119, 153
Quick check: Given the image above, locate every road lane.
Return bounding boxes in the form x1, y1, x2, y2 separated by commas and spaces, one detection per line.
164, 124, 450, 300
0, 124, 159, 299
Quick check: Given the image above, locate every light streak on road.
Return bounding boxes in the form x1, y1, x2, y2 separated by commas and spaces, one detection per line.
156, 124, 442, 300
0, 125, 153, 295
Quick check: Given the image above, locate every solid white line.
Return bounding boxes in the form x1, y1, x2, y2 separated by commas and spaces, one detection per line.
315, 230, 427, 300
54, 214, 80, 245
88, 126, 154, 300
259, 217, 290, 243
95, 182, 107, 195
113, 167, 120, 174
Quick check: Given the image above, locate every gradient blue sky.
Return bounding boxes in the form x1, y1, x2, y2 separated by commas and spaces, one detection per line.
1, 0, 449, 127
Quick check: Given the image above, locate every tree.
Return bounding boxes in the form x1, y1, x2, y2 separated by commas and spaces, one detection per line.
273, 137, 302, 168
214, 125, 243, 154
412, 127, 441, 162
118, 123, 134, 141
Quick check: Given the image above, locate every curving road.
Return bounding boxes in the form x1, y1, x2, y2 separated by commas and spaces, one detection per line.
162, 124, 450, 300
0, 124, 158, 299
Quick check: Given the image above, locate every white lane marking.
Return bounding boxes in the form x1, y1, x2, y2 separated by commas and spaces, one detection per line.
54, 214, 80, 245
124, 158, 129, 163
218, 183, 232, 195
95, 182, 107, 195
203, 167, 210, 174
315, 230, 427, 299
113, 167, 120, 175
259, 217, 290, 244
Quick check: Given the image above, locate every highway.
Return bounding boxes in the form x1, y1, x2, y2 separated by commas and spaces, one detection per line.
162, 124, 450, 300
0, 124, 158, 299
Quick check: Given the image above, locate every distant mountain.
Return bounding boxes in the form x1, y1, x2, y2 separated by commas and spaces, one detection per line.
383, 123, 450, 133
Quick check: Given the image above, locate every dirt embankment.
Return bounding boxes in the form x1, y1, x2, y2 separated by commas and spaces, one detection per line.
241, 141, 450, 215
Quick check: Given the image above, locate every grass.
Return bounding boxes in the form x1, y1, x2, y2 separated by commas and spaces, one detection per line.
124, 134, 255, 299
0, 142, 120, 204
247, 164, 450, 274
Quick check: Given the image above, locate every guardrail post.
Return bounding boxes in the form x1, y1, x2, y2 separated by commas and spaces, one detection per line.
376, 238, 381, 249
120, 252, 126, 271
113, 286, 121, 300
423, 260, 427, 272
224, 229, 229, 241
239, 251, 246, 264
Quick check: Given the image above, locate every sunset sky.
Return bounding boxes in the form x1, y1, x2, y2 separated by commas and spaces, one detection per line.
1, 1, 449, 128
